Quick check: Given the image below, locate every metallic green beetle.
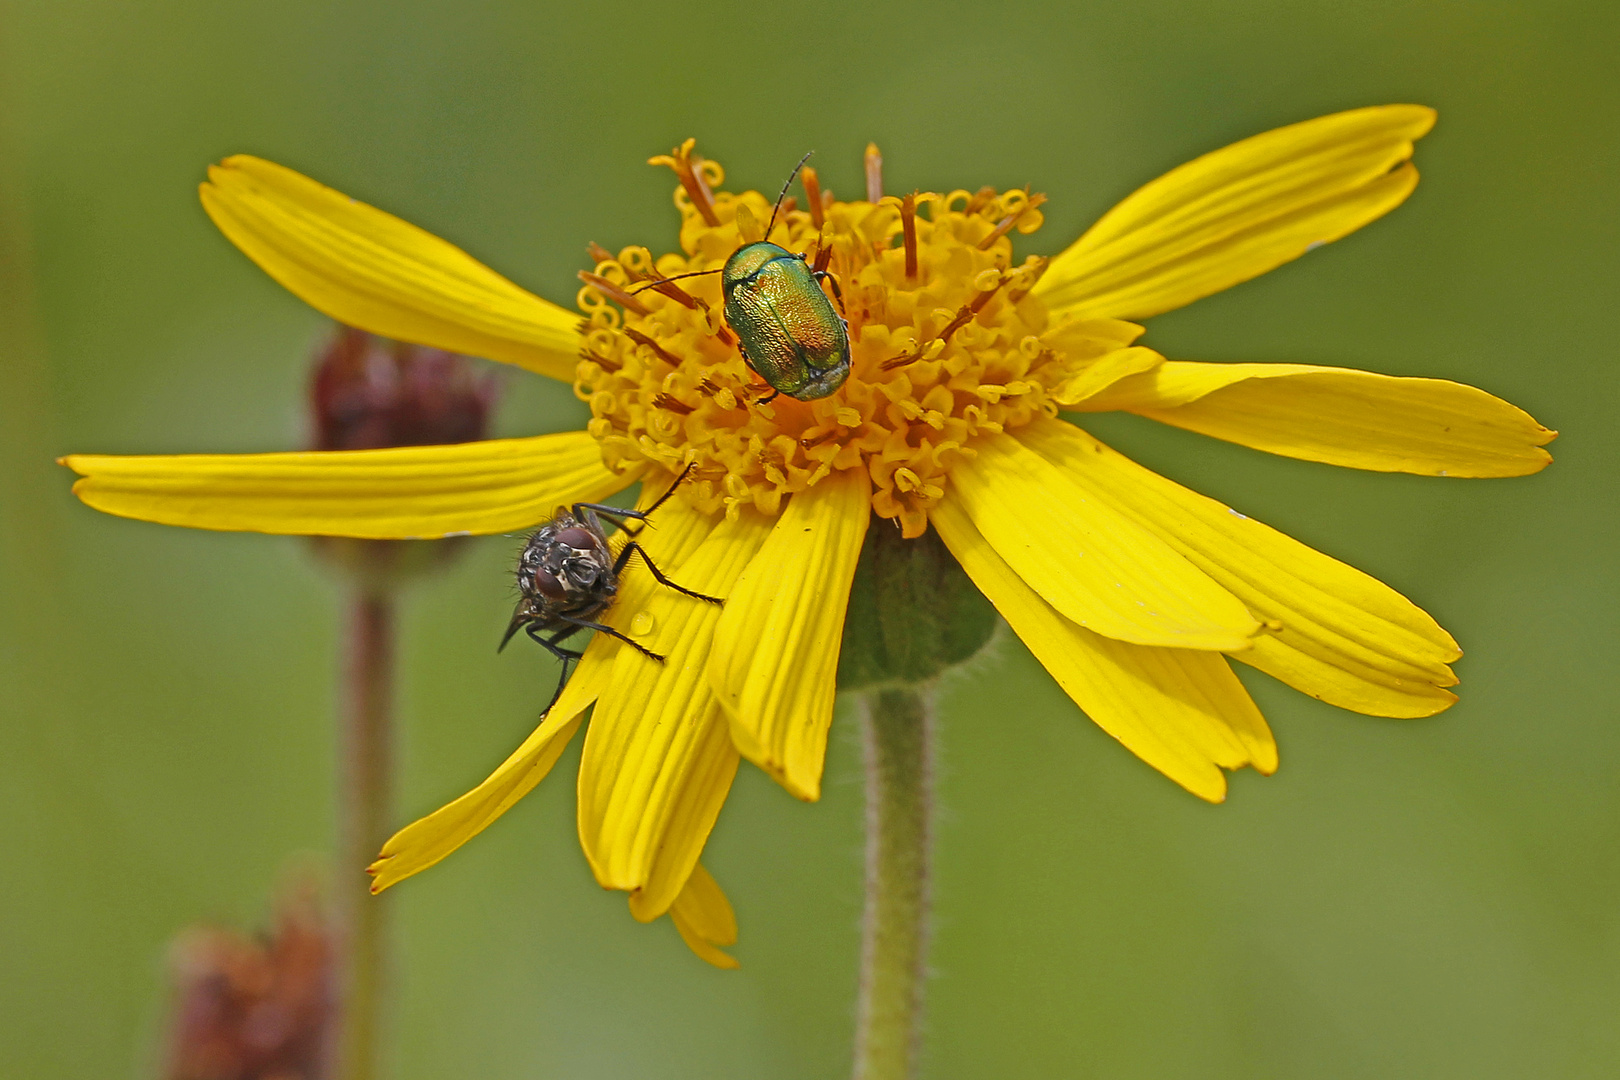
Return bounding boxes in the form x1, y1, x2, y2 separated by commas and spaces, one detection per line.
633, 153, 850, 402
721, 238, 850, 401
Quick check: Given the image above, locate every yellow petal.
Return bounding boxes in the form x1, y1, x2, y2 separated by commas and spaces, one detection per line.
577, 506, 772, 917
623, 718, 737, 922
1072, 360, 1555, 477
708, 470, 871, 801
1049, 346, 1165, 407
1036, 105, 1436, 320
947, 433, 1259, 651
1020, 418, 1461, 717
367, 655, 607, 892
667, 863, 740, 969
932, 498, 1274, 802
201, 155, 581, 380
61, 431, 631, 538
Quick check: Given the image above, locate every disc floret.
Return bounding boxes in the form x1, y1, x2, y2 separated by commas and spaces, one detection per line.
576, 141, 1144, 536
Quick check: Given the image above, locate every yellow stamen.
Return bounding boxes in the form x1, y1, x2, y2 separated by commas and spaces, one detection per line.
578, 144, 1133, 536
864, 142, 883, 203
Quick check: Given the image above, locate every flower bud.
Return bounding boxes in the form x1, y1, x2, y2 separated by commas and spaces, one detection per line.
164, 884, 333, 1080
307, 326, 497, 585
310, 326, 494, 451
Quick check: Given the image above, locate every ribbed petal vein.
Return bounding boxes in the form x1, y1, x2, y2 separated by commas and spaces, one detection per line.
578, 506, 772, 919
932, 498, 1274, 802
1021, 418, 1461, 717
948, 433, 1259, 651
367, 657, 608, 892
201, 155, 581, 380
708, 470, 871, 802
1036, 104, 1435, 320
668, 863, 740, 969
1074, 360, 1555, 476
62, 431, 631, 538
1049, 345, 1166, 408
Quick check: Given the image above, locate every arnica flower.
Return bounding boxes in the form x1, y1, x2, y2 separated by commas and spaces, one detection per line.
62, 106, 1554, 968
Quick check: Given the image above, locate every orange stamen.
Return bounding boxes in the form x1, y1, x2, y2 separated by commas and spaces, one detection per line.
964, 186, 998, 214
813, 240, 833, 275
645, 277, 699, 310
801, 167, 824, 228
899, 193, 919, 282
649, 138, 721, 227
623, 327, 682, 367
977, 192, 1048, 250
883, 277, 1006, 371
578, 270, 651, 316
652, 393, 695, 415
1005, 255, 1049, 302
579, 348, 621, 372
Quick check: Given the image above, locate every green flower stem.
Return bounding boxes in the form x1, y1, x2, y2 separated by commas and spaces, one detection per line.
854, 684, 936, 1080
336, 585, 394, 1080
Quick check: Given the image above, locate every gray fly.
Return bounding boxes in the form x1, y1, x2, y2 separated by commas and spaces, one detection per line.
500, 464, 722, 711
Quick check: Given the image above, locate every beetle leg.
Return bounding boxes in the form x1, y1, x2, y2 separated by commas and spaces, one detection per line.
616, 541, 725, 605
553, 613, 666, 663
812, 269, 847, 317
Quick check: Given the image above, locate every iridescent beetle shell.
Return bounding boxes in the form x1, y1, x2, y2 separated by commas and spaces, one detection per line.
722, 240, 851, 400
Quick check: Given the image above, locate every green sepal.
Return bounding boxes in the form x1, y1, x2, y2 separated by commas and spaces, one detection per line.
837, 515, 997, 691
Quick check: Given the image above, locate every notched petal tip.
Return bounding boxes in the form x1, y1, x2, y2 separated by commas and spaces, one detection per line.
1038, 103, 1442, 321
198, 152, 582, 381
58, 433, 628, 538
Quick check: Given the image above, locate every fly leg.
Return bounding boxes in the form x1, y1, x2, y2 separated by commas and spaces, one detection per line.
615, 540, 725, 605
573, 464, 697, 536
551, 613, 666, 663
525, 622, 587, 712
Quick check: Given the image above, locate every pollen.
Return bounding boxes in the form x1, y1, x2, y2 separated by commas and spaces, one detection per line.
575, 142, 1143, 537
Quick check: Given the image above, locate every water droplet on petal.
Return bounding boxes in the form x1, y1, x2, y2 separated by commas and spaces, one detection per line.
631, 611, 656, 636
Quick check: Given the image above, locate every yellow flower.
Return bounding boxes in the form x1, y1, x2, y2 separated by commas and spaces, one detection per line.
62, 106, 1554, 969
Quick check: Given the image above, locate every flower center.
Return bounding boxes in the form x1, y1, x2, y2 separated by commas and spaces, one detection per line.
575, 139, 1132, 537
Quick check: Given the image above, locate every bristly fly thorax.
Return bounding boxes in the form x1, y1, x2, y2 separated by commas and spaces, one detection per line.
501, 466, 723, 713
505, 509, 619, 644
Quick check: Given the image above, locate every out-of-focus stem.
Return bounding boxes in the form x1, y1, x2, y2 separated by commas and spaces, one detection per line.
853, 684, 935, 1080
335, 584, 394, 1080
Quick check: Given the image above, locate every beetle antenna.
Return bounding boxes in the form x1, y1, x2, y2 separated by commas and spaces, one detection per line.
627, 268, 724, 295
765, 151, 814, 241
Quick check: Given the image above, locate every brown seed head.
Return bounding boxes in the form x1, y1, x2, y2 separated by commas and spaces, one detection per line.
163, 886, 333, 1080
310, 326, 495, 451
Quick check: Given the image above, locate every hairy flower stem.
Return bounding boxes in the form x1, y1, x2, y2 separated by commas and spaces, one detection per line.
335, 585, 394, 1080
854, 684, 936, 1080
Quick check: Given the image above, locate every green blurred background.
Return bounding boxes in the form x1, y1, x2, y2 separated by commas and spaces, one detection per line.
2, 0, 1615, 1076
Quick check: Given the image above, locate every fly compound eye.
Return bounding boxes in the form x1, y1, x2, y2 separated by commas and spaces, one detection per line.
553, 526, 596, 550
530, 565, 567, 600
